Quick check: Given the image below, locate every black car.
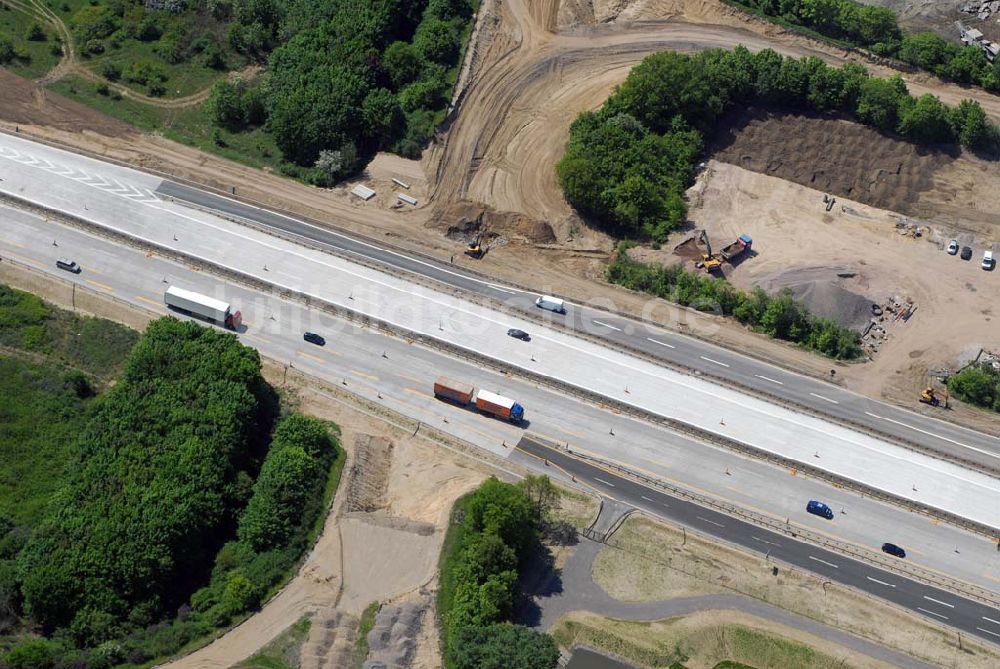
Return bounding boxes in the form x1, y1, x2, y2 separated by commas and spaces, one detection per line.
961, 246, 973, 260
56, 258, 81, 273
881, 542, 906, 558
507, 328, 530, 341
303, 332, 325, 346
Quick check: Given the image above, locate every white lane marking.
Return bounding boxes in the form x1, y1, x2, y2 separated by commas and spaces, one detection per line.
646, 337, 675, 349
917, 607, 949, 620
755, 374, 784, 385
808, 556, 839, 568
592, 320, 622, 332
923, 595, 955, 609
487, 283, 517, 295
696, 516, 725, 528
983, 616, 1000, 626
864, 411, 1000, 460
700, 355, 730, 368
809, 392, 839, 404
866, 576, 896, 588
640, 495, 655, 502
593, 477, 616, 488
976, 627, 1000, 638
751, 536, 781, 547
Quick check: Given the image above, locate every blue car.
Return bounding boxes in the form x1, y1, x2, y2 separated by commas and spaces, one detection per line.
806, 500, 834, 520
882, 542, 906, 558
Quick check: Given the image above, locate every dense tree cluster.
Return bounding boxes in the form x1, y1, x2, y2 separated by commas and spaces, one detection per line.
948, 364, 1000, 412
204, 0, 473, 183
733, 0, 1000, 91
608, 245, 863, 359
17, 318, 279, 637
439, 478, 560, 669
558, 47, 996, 242
0, 315, 341, 667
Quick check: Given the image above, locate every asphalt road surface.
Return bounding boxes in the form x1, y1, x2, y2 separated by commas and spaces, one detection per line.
515, 436, 1000, 646
157, 179, 1000, 472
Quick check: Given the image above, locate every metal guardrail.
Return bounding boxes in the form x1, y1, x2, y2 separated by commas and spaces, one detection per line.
3, 125, 996, 479
2, 191, 997, 543
546, 437, 1000, 609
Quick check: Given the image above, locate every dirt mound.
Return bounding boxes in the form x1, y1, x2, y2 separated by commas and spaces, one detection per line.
363, 596, 430, 669
758, 267, 876, 330
434, 201, 557, 244
709, 107, 959, 218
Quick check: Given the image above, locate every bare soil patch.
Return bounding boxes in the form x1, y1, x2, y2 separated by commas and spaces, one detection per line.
709, 107, 962, 218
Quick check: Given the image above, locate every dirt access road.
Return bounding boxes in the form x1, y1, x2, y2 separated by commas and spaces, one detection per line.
4, 0, 1000, 414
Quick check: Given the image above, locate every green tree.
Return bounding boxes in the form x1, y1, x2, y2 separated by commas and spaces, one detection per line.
413, 17, 459, 64
608, 51, 723, 133
948, 366, 998, 408
897, 93, 953, 143
898, 33, 957, 74
362, 88, 405, 146
208, 80, 246, 130
449, 624, 560, 669
25, 23, 46, 41
855, 75, 907, 131
382, 41, 423, 89
949, 99, 992, 149
4, 638, 59, 669
0, 39, 14, 64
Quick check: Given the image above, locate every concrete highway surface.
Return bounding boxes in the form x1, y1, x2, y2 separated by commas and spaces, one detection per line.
2, 207, 999, 626
153, 183, 1000, 473
0, 132, 997, 533
514, 437, 1000, 646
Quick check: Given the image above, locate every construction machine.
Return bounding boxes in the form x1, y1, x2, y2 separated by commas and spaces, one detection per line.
465, 235, 485, 259
697, 231, 723, 273
919, 387, 941, 406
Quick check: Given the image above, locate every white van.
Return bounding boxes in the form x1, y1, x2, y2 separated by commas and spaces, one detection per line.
535, 295, 566, 314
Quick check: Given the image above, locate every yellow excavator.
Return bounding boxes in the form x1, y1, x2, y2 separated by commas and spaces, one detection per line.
465, 235, 485, 259
698, 231, 723, 273
919, 387, 941, 406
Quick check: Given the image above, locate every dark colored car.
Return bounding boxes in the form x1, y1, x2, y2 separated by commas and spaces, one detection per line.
303, 332, 325, 346
881, 542, 906, 558
507, 328, 530, 341
806, 500, 834, 520
961, 246, 973, 260
56, 258, 81, 273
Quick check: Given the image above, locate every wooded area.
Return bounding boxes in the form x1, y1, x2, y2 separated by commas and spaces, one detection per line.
558, 47, 996, 242
438, 477, 561, 669
0, 302, 340, 669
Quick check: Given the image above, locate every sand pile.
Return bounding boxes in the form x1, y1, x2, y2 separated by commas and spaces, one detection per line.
760, 268, 874, 330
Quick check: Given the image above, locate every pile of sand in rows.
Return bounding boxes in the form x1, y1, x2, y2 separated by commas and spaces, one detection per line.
363, 597, 428, 669
709, 107, 958, 218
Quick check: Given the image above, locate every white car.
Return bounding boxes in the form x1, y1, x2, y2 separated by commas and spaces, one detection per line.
983, 250, 994, 271
947, 239, 959, 255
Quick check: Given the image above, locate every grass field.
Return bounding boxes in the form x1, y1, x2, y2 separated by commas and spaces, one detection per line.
0, 1, 63, 80
0, 282, 138, 380
0, 357, 92, 527
552, 612, 865, 669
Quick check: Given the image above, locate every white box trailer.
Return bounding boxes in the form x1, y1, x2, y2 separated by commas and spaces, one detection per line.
164, 286, 242, 330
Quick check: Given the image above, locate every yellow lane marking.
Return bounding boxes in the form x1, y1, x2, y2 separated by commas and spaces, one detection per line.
350, 369, 379, 381
85, 279, 114, 292
242, 333, 272, 346
295, 350, 324, 364
4, 250, 38, 265
135, 295, 163, 309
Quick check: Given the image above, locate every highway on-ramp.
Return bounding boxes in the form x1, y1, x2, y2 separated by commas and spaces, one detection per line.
514, 436, 1000, 646
154, 178, 1000, 473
